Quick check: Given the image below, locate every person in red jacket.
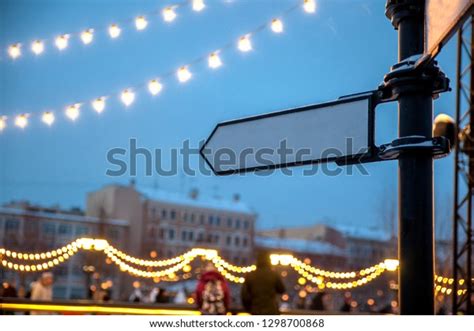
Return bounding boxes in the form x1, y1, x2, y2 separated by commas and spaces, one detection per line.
195, 262, 230, 314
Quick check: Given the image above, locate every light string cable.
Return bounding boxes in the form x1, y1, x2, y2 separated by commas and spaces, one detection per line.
4, 0, 214, 61
0, 0, 317, 133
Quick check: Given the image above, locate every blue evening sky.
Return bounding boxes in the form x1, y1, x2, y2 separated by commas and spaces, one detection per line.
0, 0, 456, 237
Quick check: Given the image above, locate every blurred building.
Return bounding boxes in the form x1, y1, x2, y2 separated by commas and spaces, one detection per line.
0, 202, 128, 299
86, 183, 256, 265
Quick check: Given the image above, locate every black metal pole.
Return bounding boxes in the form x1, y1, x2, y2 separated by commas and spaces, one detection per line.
386, 0, 435, 314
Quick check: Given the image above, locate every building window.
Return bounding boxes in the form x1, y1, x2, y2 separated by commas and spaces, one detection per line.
189, 231, 194, 241
42, 222, 56, 235
58, 224, 72, 235
75, 226, 88, 236
159, 228, 164, 239
181, 231, 187, 241
226, 236, 231, 246
168, 229, 175, 240
197, 232, 204, 242
5, 219, 19, 231
244, 220, 250, 229
190, 214, 195, 223
235, 219, 241, 229
170, 210, 176, 220
227, 218, 232, 228
215, 217, 221, 226
243, 237, 248, 247
183, 212, 188, 222
234, 236, 240, 246
208, 215, 214, 226
199, 215, 205, 225
161, 209, 167, 219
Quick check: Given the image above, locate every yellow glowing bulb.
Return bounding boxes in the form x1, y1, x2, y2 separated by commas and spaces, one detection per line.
192, 0, 205, 11
92, 97, 106, 113
238, 35, 252, 52
0, 117, 6, 131
55, 34, 69, 50
121, 89, 135, 106
109, 24, 121, 38
163, 7, 177, 22
15, 114, 28, 128
148, 79, 163, 95
384, 259, 399, 271
271, 19, 283, 33
177, 66, 192, 83
42, 112, 55, 126
81, 29, 94, 44
65, 104, 81, 121
31, 40, 44, 55
8, 44, 21, 59
135, 16, 148, 30
208, 52, 222, 69
303, 0, 316, 13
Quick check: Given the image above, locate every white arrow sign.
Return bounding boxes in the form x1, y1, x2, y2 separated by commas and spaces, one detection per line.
200, 93, 376, 175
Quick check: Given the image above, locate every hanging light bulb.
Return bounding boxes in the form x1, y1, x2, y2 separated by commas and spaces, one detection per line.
303, 0, 316, 13
208, 52, 222, 69
238, 35, 252, 52
55, 34, 69, 50
121, 89, 135, 106
135, 16, 148, 30
31, 40, 44, 55
65, 104, 81, 121
163, 7, 177, 22
0, 117, 6, 132
271, 19, 284, 33
192, 0, 205, 11
148, 79, 163, 96
42, 112, 55, 126
177, 66, 192, 83
108, 24, 121, 39
81, 29, 94, 44
92, 97, 106, 113
15, 114, 28, 128
8, 44, 21, 59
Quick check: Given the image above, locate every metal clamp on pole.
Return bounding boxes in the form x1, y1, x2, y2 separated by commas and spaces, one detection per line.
378, 135, 451, 160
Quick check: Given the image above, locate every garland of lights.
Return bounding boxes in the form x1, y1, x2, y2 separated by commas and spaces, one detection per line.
0, 237, 467, 294
5, 0, 212, 60
0, 0, 317, 133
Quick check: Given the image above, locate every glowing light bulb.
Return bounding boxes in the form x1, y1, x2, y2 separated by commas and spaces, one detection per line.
15, 114, 28, 128
177, 66, 192, 83
148, 79, 163, 95
208, 52, 222, 69
65, 104, 81, 121
271, 19, 283, 33
31, 40, 44, 55
8, 44, 21, 59
163, 7, 177, 22
238, 35, 252, 52
92, 97, 106, 113
55, 35, 69, 50
0, 117, 6, 131
81, 29, 94, 44
303, 0, 316, 13
109, 24, 121, 39
135, 16, 148, 30
192, 0, 205, 11
121, 89, 135, 106
42, 112, 55, 126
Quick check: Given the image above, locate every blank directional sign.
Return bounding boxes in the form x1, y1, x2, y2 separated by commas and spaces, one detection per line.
200, 93, 376, 175
425, 0, 474, 58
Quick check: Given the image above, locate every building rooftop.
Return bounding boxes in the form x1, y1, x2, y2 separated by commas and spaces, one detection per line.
139, 187, 255, 215
255, 236, 346, 257
0, 207, 129, 227
334, 224, 392, 242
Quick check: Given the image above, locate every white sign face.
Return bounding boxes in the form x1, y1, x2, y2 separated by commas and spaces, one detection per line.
201, 94, 375, 175
425, 0, 473, 57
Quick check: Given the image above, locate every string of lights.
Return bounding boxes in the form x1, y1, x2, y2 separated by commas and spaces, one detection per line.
0, 0, 318, 134
1, 237, 467, 290
5, 0, 212, 61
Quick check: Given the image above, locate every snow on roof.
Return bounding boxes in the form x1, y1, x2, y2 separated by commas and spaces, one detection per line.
255, 236, 346, 257
335, 224, 391, 242
139, 187, 254, 215
0, 207, 129, 227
